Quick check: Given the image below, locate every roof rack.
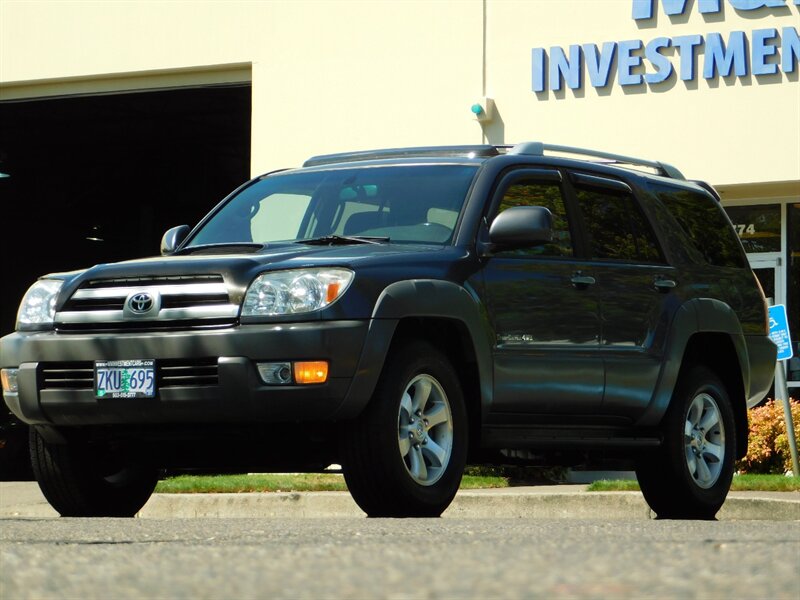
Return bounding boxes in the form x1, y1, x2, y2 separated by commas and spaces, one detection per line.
507, 142, 685, 180
302, 142, 685, 180
303, 145, 500, 167
691, 180, 722, 202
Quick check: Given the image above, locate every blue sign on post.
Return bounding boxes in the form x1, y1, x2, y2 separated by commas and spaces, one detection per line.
768, 305, 794, 362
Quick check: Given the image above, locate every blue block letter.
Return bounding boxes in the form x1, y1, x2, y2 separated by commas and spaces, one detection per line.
672, 34, 703, 80
550, 45, 583, 91
783, 26, 800, 73
703, 31, 749, 78
752, 28, 780, 75
633, 0, 721, 19
583, 42, 617, 88
728, 0, 787, 9
532, 48, 547, 92
618, 40, 645, 86
645, 37, 674, 83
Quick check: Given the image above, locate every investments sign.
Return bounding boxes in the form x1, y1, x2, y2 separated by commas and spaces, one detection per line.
532, 0, 800, 93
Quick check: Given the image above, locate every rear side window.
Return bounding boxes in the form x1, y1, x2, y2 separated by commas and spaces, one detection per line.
653, 185, 746, 268
574, 186, 663, 263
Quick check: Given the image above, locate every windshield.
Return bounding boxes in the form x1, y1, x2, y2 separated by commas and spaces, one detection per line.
187, 164, 478, 247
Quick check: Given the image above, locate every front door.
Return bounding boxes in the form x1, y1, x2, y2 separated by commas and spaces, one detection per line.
477, 169, 604, 422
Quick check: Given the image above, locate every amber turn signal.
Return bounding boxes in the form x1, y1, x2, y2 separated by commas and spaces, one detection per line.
294, 361, 329, 384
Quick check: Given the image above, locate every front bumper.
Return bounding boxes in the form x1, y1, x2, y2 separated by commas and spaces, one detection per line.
1, 320, 369, 426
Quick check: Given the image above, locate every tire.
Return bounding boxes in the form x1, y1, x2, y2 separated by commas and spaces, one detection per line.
29, 428, 158, 517
341, 341, 468, 517
636, 366, 736, 520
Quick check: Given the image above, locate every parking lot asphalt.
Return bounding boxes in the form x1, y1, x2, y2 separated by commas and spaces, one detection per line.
1, 481, 798, 520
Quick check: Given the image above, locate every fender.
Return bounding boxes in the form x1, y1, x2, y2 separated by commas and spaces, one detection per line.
332, 279, 494, 420
637, 297, 750, 427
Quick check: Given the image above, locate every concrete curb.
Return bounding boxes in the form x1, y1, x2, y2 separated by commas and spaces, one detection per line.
135, 490, 800, 521
2, 482, 798, 520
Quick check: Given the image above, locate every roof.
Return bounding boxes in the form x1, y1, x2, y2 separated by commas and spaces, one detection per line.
304, 142, 686, 180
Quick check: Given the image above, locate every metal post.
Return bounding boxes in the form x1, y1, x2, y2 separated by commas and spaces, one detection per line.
774, 360, 799, 476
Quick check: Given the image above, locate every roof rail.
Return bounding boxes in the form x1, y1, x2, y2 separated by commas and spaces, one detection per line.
692, 180, 722, 202
303, 145, 500, 167
507, 142, 685, 180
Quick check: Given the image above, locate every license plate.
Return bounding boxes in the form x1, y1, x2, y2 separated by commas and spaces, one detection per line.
95, 359, 156, 398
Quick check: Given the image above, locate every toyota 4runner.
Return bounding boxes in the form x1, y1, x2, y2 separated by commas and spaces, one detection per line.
0, 142, 777, 518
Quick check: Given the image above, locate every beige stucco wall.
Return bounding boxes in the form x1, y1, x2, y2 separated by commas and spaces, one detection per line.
0, 0, 484, 175
1, 0, 798, 186
484, 0, 800, 185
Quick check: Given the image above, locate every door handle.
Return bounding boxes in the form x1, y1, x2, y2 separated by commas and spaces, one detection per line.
654, 277, 677, 292
570, 273, 596, 287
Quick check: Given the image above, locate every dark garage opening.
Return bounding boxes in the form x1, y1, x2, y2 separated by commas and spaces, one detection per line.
0, 84, 251, 335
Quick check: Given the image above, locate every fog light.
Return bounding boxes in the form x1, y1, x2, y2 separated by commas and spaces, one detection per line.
1, 369, 19, 394
257, 362, 293, 385
294, 361, 328, 385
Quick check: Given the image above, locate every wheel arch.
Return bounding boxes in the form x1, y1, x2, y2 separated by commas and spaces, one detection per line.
680, 333, 749, 459
333, 279, 493, 451
639, 298, 751, 459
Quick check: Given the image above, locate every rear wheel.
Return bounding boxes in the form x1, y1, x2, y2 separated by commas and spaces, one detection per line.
636, 366, 735, 519
341, 341, 467, 517
30, 428, 158, 517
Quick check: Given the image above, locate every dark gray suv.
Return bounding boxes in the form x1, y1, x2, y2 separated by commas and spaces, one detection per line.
0, 142, 776, 519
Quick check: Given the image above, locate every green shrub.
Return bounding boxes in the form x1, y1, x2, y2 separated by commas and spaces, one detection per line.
464, 465, 566, 484
736, 398, 799, 474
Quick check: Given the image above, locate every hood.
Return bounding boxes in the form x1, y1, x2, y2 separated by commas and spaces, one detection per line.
56, 242, 458, 308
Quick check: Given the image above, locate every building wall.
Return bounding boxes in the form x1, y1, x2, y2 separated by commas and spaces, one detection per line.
0, 0, 484, 173
486, 0, 800, 185
2, 0, 798, 185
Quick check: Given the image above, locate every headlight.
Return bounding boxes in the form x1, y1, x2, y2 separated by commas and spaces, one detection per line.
17, 279, 64, 330
242, 268, 354, 316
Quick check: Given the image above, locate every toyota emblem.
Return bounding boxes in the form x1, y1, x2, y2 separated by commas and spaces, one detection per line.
129, 293, 154, 314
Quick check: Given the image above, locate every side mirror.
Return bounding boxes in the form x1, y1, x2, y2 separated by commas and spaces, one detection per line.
160, 225, 191, 255
488, 206, 553, 249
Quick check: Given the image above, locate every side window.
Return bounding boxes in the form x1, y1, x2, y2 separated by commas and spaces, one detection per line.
654, 185, 747, 268
575, 185, 663, 263
495, 180, 573, 257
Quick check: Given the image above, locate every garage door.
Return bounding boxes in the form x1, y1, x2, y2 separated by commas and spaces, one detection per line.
0, 84, 251, 334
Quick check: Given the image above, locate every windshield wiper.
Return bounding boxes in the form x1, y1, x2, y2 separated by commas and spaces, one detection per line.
297, 235, 390, 246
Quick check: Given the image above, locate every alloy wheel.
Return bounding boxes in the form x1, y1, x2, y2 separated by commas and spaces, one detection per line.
684, 392, 726, 489
397, 374, 454, 486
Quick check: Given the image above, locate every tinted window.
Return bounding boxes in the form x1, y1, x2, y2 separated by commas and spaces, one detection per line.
189, 165, 477, 247
496, 180, 572, 257
654, 185, 746, 268
575, 186, 663, 263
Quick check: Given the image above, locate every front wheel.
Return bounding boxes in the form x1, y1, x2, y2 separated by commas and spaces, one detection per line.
636, 366, 736, 519
30, 428, 158, 517
341, 341, 468, 517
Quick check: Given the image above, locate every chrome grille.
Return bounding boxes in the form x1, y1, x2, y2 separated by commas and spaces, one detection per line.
56, 275, 238, 332
41, 363, 94, 389
40, 359, 220, 390
158, 358, 219, 387
83, 275, 224, 288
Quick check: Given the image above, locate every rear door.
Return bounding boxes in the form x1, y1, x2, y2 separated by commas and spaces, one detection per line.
566, 172, 678, 420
